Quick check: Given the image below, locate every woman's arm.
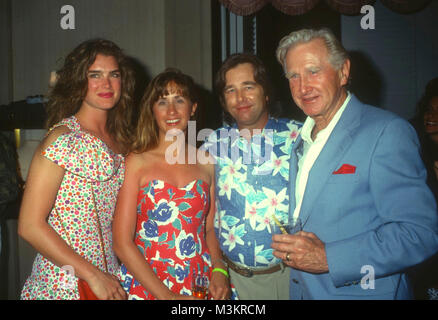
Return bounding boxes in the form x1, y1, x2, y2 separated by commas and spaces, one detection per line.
112, 154, 196, 300
204, 162, 231, 300
18, 127, 125, 300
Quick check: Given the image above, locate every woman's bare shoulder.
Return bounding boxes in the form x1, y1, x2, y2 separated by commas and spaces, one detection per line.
39, 126, 72, 151
125, 151, 158, 171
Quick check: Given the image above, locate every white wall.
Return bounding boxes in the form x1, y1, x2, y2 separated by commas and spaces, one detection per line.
0, 0, 11, 105
165, 0, 212, 89
3, 0, 212, 104
10, 0, 166, 101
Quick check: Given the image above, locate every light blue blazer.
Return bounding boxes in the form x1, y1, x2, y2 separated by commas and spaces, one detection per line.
288, 94, 438, 299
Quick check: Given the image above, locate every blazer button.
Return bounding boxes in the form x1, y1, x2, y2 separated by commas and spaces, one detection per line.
292, 278, 299, 284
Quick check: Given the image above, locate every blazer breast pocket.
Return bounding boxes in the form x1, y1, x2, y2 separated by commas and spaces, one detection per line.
326, 172, 360, 184
327, 163, 360, 184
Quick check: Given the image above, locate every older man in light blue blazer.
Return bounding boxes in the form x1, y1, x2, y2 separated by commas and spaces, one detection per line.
271, 28, 438, 299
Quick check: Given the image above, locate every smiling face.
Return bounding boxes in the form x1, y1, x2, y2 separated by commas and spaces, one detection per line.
424, 96, 438, 135
285, 39, 350, 128
152, 82, 197, 138
82, 54, 121, 112
223, 63, 269, 132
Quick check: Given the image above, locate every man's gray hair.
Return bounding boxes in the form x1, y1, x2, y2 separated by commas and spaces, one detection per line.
276, 28, 349, 75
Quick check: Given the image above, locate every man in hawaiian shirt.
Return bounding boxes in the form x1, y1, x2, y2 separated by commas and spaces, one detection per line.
203, 53, 301, 299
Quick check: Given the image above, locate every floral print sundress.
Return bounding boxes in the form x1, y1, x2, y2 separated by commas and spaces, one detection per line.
21, 116, 124, 300
119, 179, 213, 300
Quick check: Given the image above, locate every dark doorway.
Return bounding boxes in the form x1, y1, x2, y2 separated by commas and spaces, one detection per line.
211, 1, 341, 125
256, 2, 341, 122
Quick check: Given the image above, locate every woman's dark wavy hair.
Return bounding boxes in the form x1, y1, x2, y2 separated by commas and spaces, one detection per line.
131, 68, 200, 153
416, 78, 438, 123
45, 38, 135, 153
413, 77, 438, 162
215, 53, 272, 125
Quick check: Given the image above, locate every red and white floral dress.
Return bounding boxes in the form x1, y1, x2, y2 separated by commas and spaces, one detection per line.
119, 179, 212, 300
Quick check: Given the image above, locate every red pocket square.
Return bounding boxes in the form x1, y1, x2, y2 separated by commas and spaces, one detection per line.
333, 164, 356, 174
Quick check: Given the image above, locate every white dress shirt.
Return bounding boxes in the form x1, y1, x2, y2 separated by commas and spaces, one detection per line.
293, 92, 352, 220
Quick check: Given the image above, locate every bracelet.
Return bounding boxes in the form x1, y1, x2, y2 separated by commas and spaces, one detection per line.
212, 267, 229, 278
211, 258, 227, 267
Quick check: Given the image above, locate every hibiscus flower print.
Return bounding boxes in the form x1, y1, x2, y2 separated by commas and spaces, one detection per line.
139, 220, 159, 241
257, 187, 288, 217
149, 199, 179, 226
278, 122, 301, 154
218, 179, 232, 200
175, 230, 197, 260
244, 200, 258, 230
221, 224, 245, 252
219, 157, 246, 185
174, 264, 189, 283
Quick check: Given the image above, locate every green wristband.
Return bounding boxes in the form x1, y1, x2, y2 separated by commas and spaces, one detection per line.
212, 267, 229, 278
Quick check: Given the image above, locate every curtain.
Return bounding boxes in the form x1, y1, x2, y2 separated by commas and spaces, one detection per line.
270, 0, 320, 16
217, 0, 269, 16
325, 0, 376, 15
380, 0, 432, 14
218, 0, 432, 16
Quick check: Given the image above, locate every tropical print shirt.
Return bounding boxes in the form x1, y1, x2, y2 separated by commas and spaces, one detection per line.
202, 118, 301, 268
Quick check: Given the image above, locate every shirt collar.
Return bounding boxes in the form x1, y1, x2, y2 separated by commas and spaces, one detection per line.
231, 117, 276, 136
301, 91, 351, 144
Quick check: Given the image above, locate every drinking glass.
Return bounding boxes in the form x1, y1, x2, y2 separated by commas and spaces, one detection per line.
191, 272, 209, 299
270, 215, 302, 235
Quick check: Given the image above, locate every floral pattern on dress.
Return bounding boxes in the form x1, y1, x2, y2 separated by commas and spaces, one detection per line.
119, 179, 212, 300
20, 116, 124, 300
202, 118, 302, 268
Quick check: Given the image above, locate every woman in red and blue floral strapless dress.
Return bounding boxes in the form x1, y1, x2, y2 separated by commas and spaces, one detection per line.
113, 69, 232, 300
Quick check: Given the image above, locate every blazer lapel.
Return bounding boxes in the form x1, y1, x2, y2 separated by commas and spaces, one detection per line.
288, 134, 302, 217
298, 95, 362, 226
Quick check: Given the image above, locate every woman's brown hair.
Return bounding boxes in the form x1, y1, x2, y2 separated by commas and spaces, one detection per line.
131, 68, 199, 153
45, 38, 135, 154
